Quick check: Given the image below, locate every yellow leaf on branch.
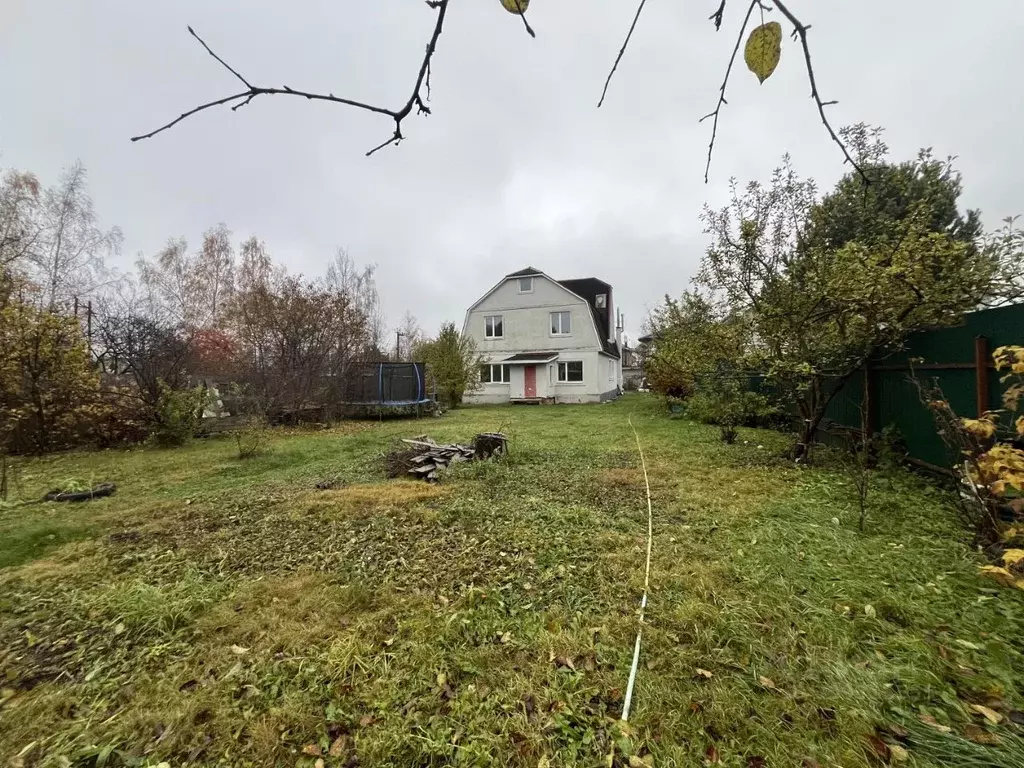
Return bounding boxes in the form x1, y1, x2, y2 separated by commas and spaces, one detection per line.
744, 22, 782, 84
500, 0, 529, 12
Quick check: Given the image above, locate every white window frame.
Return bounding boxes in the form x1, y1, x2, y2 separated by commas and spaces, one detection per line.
557, 360, 584, 384
484, 315, 503, 339
550, 311, 571, 336
480, 363, 511, 384
518, 276, 534, 293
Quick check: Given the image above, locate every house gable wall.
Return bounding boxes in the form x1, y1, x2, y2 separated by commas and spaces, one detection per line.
464, 274, 602, 355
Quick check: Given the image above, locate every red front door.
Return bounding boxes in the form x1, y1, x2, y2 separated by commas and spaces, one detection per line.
524, 365, 537, 398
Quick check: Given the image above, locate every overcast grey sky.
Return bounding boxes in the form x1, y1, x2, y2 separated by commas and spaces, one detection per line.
2, 0, 1022, 341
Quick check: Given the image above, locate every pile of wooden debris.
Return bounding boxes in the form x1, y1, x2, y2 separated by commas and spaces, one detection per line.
385, 432, 508, 482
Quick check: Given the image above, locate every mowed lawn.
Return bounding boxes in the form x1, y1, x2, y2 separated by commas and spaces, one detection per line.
2, 395, 1023, 767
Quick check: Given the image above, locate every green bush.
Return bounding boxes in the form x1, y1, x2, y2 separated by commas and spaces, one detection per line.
150, 383, 208, 447
687, 379, 779, 444
235, 420, 270, 459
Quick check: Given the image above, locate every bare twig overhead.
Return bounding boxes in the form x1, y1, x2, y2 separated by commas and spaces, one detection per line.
597, 0, 648, 109
187, 25, 251, 89
699, 0, 760, 183
770, 0, 867, 183
699, 0, 866, 184
131, 0, 451, 156
709, 0, 727, 31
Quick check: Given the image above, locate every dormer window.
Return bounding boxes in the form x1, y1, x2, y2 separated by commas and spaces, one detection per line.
595, 293, 607, 309
518, 277, 534, 293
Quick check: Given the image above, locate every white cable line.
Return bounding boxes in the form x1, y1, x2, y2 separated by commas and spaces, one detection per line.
621, 409, 654, 722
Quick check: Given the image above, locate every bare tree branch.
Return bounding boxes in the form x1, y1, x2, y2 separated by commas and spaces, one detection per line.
709, 0, 727, 31
699, 0, 760, 183
187, 25, 251, 89
131, 0, 450, 156
771, 0, 867, 183
597, 0, 648, 109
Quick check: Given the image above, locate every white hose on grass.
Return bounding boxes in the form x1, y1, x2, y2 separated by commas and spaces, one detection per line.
621, 409, 654, 722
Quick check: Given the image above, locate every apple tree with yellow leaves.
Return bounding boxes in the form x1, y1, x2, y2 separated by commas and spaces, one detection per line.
924, 345, 1024, 583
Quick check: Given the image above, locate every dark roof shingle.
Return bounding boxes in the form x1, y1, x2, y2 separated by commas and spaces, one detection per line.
558, 277, 619, 358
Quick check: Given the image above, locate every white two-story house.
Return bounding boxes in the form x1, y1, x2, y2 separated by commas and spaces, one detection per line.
462, 267, 623, 404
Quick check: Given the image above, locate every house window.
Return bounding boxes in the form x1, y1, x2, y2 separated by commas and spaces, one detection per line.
480, 364, 511, 383
518, 277, 534, 293
484, 315, 503, 339
550, 311, 571, 335
557, 361, 583, 383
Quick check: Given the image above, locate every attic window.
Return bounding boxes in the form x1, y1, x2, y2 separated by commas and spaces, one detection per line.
595, 293, 607, 309
518, 277, 534, 293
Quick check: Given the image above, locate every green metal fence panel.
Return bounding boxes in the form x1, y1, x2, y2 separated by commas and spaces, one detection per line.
817, 303, 1024, 467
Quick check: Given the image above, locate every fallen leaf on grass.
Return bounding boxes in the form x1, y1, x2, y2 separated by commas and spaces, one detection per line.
881, 723, 908, 739
889, 744, 909, 762
919, 714, 952, 733
328, 735, 347, 756
746, 756, 766, 767
955, 639, 981, 650
229, 644, 249, 655
538, 757, 550, 768
302, 744, 322, 756
694, 668, 713, 679
436, 672, 447, 687
864, 604, 877, 618
758, 676, 777, 690
866, 734, 890, 762
1001, 548, 1024, 568
705, 744, 720, 763
359, 714, 376, 727
963, 724, 1002, 745
629, 756, 654, 767
554, 656, 576, 671
968, 703, 1003, 724
979, 565, 1017, 587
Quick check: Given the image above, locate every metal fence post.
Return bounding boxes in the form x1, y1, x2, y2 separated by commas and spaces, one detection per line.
974, 335, 989, 418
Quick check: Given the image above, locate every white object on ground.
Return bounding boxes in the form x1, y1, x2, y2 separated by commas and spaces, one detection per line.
621, 409, 654, 723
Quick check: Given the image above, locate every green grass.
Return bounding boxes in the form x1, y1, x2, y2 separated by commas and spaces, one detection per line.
1, 394, 1023, 767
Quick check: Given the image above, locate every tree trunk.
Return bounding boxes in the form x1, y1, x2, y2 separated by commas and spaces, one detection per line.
792, 366, 863, 461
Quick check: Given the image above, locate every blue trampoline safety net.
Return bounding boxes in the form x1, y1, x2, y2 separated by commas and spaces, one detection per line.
341, 362, 431, 406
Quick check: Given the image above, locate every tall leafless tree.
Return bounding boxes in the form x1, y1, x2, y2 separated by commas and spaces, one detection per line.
28, 162, 122, 309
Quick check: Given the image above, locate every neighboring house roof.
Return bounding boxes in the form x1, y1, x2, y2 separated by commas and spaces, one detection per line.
557, 277, 619, 358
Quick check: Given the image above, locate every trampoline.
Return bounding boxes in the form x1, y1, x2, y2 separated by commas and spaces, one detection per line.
340, 362, 434, 413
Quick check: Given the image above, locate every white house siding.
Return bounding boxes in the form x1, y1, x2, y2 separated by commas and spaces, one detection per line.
469, 351, 619, 404
464, 276, 600, 355
463, 274, 621, 404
